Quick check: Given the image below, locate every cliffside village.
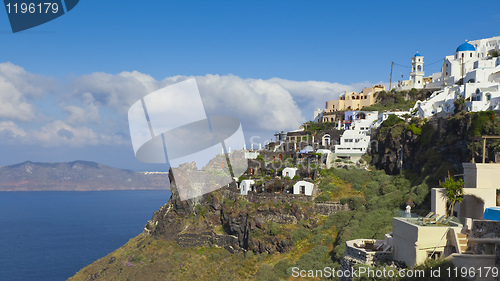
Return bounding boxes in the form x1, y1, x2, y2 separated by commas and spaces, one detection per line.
229, 35, 500, 278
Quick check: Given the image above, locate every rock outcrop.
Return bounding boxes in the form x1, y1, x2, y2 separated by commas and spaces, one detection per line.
143, 169, 348, 254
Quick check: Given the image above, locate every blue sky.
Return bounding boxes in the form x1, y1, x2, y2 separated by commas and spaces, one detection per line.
0, 0, 499, 171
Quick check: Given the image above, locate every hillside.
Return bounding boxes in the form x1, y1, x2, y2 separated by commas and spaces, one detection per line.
0, 160, 169, 191
68, 109, 500, 280
68, 165, 430, 280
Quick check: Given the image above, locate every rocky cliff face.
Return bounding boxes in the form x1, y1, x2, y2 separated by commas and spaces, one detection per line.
143, 170, 347, 254
371, 111, 500, 185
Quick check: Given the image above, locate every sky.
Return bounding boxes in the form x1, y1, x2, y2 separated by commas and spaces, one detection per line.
0, 0, 499, 171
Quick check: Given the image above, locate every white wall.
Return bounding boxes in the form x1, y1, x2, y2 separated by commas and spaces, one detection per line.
293, 180, 314, 196
240, 180, 255, 195
282, 167, 297, 178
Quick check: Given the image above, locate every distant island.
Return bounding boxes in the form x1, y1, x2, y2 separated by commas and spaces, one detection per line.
0, 160, 169, 191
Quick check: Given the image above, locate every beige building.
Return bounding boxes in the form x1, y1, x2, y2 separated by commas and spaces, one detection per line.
431, 163, 500, 219
392, 217, 463, 266
346, 159, 500, 274
324, 85, 385, 112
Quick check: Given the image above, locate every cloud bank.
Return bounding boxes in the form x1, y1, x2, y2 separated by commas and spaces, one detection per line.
0, 62, 376, 147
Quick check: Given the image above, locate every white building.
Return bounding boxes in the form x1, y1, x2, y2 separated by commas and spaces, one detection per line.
282, 167, 297, 178
348, 111, 378, 133
334, 130, 371, 157
465, 83, 500, 112
397, 53, 425, 90
411, 36, 500, 118
240, 180, 255, 195
312, 108, 323, 123
332, 110, 378, 160
293, 180, 314, 196
423, 37, 500, 89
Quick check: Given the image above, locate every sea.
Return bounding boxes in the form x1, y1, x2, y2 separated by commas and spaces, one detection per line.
0, 190, 171, 281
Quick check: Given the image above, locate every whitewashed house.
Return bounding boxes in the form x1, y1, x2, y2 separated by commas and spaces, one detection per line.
399, 36, 500, 118
293, 180, 314, 196
334, 130, 371, 157
282, 167, 297, 178
240, 180, 255, 195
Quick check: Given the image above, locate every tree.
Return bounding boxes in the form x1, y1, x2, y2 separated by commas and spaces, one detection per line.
440, 173, 464, 216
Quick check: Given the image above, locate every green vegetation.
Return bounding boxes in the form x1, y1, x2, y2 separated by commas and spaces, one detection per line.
440, 173, 464, 216
381, 114, 404, 127
303, 120, 337, 132
406, 123, 422, 135
470, 111, 497, 136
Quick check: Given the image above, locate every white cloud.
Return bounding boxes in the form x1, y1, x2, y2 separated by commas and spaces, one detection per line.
69, 71, 160, 113
62, 104, 100, 124
0, 62, 54, 121
28, 120, 126, 147
0, 121, 27, 139
0, 62, 382, 147
68, 72, 367, 132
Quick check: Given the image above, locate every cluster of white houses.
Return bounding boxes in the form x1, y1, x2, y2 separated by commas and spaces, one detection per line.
310, 36, 500, 162
233, 36, 500, 273
397, 36, 500, 118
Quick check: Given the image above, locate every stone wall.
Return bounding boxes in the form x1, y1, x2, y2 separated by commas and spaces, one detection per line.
471, 220, 500, 281
312, 202, 349, 216
340, 240, 395, 281
241, 191, 314, 203
176, 231, 241, 253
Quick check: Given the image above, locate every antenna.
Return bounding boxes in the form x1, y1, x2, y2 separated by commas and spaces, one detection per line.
389, 62, 394, 90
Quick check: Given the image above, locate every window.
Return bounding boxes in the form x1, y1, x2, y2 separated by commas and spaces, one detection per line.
470, 53, 472, 57
446, 63, 448, 67
446, 72, 448, 75
486, 93, 491, 101
427, 251, 441, 260
462, 53, 464, 58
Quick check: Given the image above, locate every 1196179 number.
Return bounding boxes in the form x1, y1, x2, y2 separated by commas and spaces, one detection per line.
6, 2, 58, 14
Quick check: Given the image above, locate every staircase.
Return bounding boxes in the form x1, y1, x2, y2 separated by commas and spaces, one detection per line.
456, 232, 472, 254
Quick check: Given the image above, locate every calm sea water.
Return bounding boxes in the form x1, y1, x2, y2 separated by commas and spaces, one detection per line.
0, 190, 171, 281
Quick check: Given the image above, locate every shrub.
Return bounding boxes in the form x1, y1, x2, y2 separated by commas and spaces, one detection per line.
315, 193, 331, 202
340, 196, 366, 210
470, 111, 496, 136
268, 221, 280, 236
310, 234, 328, 245
382, 114, 404, 127
291, 228, 311, 242
209, 252, 221, 261
406, 123, 422, 135
273, 259, 291, 279
255, 264, 280, 281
